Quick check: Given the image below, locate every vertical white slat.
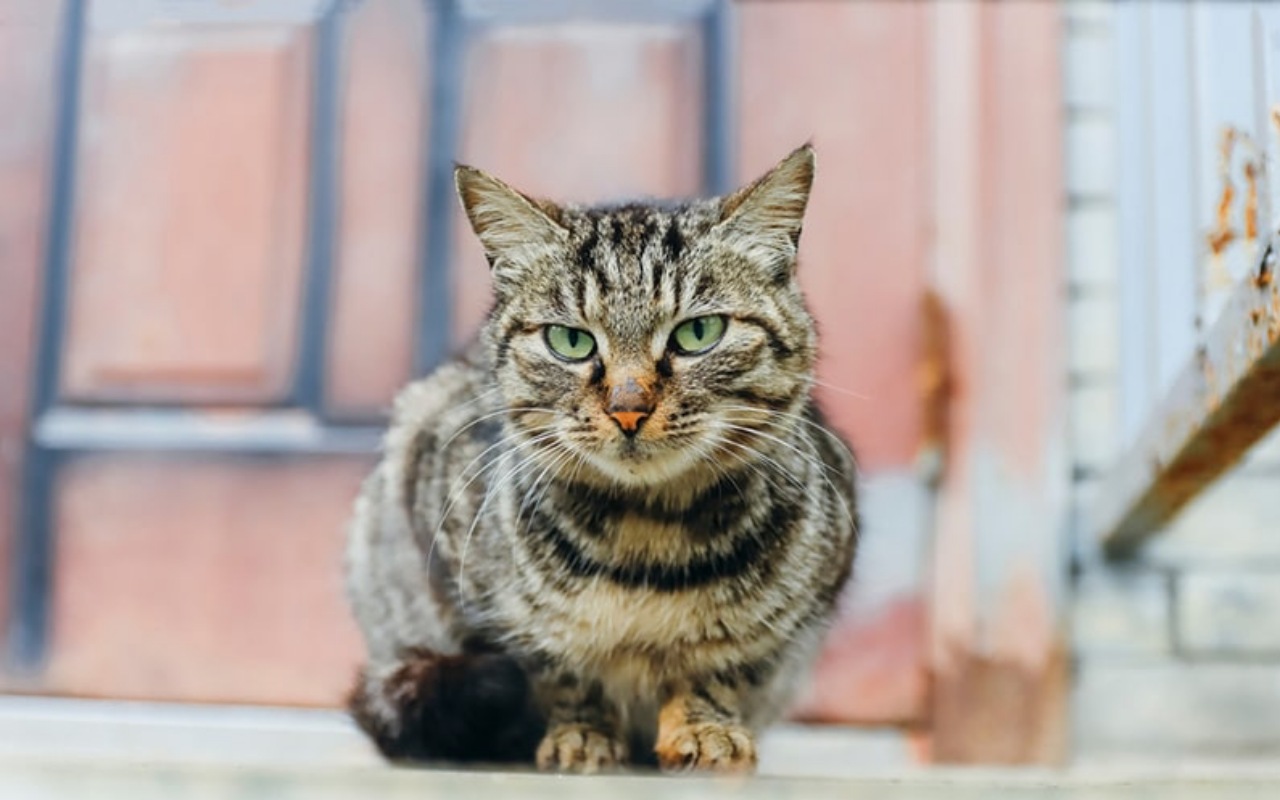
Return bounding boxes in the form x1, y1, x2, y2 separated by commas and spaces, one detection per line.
1254, 4, 1280, 237
1193, 1, 1258, 326
1115, 1, 1155, 447
1147, 3, 1201, 399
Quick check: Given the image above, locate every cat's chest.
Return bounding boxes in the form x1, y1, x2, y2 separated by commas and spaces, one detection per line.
503, 495, 763, 672
537, 580, 733, 670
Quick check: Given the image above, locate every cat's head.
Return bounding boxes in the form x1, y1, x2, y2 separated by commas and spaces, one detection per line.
457, 145, 818, 488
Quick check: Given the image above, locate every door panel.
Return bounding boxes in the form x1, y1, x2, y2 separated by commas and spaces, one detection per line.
63, 26, 312, 404
46, 455, 367, 704
11, 1, 936, 728
452, 22, 705, 341
327, 0, 431, 415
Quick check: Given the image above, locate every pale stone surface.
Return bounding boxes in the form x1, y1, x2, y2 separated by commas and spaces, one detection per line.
1242, 427, 1280, 470
1178, 573, 1280, 655
1075, 662, 1280, 759
3, 698, 1280, 799
1064, 202, 1116, 286
1063, 0, 1114, 28
1147, 472, 1280, 564
1066, 117, 1115, 199
0, 696, 914, 776
1070, 382, 1119, 472
1067, 204, 1119, 289
1064, 25, 1115, 111
1069, 293, 1119, 376
5, 759, 1280, 800
1072, 569, 1171, 655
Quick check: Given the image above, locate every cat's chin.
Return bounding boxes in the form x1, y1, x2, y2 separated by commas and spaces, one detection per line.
572, 443, 710, 490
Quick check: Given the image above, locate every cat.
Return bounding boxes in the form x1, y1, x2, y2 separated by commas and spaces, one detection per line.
344, 144, 859, 773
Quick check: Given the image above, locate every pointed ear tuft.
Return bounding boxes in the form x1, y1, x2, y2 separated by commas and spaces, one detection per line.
454, 165, 567, 272
716, 144, 816, 275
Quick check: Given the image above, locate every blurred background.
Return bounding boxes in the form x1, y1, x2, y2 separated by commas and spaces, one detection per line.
2, 0, 1280, 782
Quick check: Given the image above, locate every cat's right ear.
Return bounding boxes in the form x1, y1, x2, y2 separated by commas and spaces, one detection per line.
455, 165, 568, 278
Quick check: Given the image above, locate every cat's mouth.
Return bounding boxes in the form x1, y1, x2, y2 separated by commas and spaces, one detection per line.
567, 428, 714, 488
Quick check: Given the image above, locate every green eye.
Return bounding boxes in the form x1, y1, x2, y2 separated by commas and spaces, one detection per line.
671, 315, 727, 355
544, 325, 596, 361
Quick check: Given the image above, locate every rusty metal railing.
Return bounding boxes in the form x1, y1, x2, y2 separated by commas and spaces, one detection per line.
1092, 3, 1280, 557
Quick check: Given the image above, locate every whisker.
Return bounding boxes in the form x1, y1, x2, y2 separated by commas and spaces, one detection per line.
456, 439, 567, 603
711, 435, 800, 504
719, 421, 850, 485
718, 435, 853, 529
424, 428, 559, 575
718, 404, 859, 467
810, 377, 871, 401
714, 427, 855, 527
434, 403, 567, 458
429, 425, 557, 535
516, 443, 576, 536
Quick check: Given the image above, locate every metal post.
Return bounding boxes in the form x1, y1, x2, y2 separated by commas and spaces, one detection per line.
702, 0, 735, 196
292, 3, 347, 417
7, 0, 87, 672
414, 0, 468, 376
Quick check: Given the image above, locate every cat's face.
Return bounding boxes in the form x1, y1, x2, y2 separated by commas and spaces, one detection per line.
458, 146, 818, 488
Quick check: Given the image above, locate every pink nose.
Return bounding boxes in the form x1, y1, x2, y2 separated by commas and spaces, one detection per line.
606, 374, 656, 437
609, 410, 649, 434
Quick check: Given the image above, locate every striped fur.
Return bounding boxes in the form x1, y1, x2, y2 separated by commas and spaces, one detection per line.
345, 145, 858, 772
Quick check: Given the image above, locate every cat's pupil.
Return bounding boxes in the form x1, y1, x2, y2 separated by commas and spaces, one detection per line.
568, 330, 580, 348
692, 319, 704, 339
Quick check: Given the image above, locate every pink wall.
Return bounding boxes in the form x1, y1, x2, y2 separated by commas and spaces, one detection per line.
0, 2, 1067, 760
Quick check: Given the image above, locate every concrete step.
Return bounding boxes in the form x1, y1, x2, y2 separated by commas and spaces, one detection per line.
2, 697, 1280, 799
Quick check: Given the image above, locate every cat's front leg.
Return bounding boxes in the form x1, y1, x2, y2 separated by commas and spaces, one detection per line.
655, 682, 758, 773
533, 671, 628, 773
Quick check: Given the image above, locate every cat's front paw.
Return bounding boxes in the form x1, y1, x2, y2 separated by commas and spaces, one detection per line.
535, 723, 628, 773
655, 721, 757, 773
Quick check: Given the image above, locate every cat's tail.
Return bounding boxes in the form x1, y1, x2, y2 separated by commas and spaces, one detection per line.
347, 648, 545, 764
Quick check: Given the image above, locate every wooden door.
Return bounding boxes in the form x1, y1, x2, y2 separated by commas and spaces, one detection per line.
3, 0, 950, 732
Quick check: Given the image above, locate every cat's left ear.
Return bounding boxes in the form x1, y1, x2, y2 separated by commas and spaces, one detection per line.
715, 143, 815, 277
455, 165, 568, 282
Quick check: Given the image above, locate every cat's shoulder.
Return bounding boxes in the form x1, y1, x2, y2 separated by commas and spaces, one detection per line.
382, 342, 494, 455
391, 342, 489, 419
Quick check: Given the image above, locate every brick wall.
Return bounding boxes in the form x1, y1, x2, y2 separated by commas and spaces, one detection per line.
1064, 1, 1280, 761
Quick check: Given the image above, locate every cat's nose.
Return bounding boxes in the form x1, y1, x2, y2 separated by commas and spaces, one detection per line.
609, 410, 650, 436
607, 375, 655, 437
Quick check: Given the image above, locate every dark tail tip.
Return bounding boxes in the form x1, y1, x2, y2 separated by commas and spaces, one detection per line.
349, 650, 545, 765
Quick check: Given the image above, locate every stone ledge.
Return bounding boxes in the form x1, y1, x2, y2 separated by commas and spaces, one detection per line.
1177, 572, 1280, 656
1075, 662, 1280, 759
1072, 568, 1171, 656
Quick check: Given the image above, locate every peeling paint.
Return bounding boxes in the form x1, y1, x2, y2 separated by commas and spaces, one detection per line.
1097, 232, 1280, 558
1205, 127, 1262, 301
1244, 160, 1259, 242
1206, 128, 1237, 260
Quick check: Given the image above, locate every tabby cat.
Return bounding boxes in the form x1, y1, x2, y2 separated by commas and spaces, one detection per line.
345, 144, 858, 773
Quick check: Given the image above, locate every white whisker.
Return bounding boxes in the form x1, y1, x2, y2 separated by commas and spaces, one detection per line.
810, 377, 871, 401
